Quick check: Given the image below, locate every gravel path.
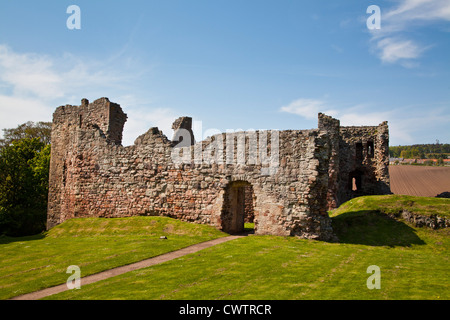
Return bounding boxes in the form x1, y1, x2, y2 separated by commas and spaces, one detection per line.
10, 235, 244, 300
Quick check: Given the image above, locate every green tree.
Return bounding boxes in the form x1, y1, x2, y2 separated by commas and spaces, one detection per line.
400, 150, 410, 159
0, 138, 50, 236
390, 144, 450, 159
0, 121, 51, 149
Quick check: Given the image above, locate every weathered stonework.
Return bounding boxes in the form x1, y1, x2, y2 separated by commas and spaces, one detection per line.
399, 211, 450, 229
47, 98, 391, 240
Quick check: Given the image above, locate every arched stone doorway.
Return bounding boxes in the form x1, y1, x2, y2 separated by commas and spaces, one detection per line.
221, 180, 255, 234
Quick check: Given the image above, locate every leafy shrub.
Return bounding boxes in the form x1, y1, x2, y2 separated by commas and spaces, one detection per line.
0, 138, 50, 236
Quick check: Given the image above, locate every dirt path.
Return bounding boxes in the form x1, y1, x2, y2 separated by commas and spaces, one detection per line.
10, 235, 244, 300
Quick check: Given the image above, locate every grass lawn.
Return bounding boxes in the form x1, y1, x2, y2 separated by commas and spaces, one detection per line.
1, 195, 449, 300
45, 195, 449, 300
0, 216, 226, 299
46, 230, 449, 300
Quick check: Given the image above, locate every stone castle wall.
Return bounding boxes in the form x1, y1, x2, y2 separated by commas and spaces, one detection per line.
47, 97, 391, 240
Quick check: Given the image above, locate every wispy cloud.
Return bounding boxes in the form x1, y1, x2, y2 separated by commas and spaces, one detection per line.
280, 98, 338, 120
368, 0, 450, 66
0, 44, 171, 144
0, 44, 139, 104
384, 0, 450, 22
281, 99, 390, 127
0, 45, 63, 99
280, 97, 449, 145
375, 37, 426, 64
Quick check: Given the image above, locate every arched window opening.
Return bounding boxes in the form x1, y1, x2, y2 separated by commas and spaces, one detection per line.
367, 141, 374, 158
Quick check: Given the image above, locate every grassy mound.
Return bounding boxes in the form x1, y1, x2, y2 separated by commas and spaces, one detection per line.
330, 195, 449, 246
330, 195, 450, 218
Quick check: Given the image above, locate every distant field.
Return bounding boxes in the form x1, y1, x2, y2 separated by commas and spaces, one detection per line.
389, 165, 450, 197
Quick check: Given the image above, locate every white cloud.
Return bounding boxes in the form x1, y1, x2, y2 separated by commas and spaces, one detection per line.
338, 111, 391, 127
0, 45, 63, 99
368, 0, 450, 66
376, 37, 426, 64
280, 98, 391, 128
0, 95, 53, 134
384, 0, 450, 22
0, 44, 136, 102
280, 98, 450, 145
280, 98, 338, 120
122, 107, 178, 146
0, 44, 165, 142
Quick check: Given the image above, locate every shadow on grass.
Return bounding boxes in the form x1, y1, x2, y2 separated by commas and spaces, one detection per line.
331, 210, 425, 247
0, 233, 46, 244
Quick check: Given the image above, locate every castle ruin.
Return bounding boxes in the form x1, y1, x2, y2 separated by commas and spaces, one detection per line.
47, 97, 390, 240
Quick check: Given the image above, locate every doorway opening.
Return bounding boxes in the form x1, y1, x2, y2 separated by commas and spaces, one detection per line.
221, 181, 255, 234
348, 170, 363, 192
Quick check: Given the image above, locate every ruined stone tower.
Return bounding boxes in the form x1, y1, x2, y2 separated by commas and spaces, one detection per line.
47, 98, 390, 240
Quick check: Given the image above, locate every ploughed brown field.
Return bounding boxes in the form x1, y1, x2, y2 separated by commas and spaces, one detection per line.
389, 165, 450, 197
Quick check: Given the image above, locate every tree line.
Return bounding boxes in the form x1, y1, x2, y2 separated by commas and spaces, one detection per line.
389, 144, 450, 159
0, 122, 51, 236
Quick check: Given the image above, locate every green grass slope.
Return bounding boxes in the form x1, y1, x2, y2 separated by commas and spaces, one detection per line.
0, 216, 226, 299
48, 196, 449, 300
331, 195, 450, 218
330, 195, 449, 246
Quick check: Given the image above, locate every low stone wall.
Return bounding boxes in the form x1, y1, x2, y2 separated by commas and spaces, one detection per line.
400, 211, 449, 229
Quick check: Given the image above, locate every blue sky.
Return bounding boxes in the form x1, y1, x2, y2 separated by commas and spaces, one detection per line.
0, 0, 449, 146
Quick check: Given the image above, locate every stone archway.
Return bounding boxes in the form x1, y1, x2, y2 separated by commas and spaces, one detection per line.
221, 180, 255, 234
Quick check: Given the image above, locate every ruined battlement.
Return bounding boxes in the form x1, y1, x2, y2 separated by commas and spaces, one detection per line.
47, 98, 390, 240
52, 97, 127, 145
